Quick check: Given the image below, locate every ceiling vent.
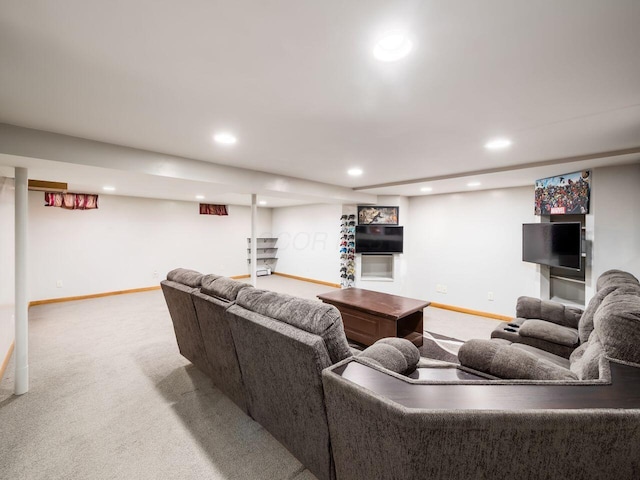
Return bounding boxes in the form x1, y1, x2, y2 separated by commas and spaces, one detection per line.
28, 179, 68, 192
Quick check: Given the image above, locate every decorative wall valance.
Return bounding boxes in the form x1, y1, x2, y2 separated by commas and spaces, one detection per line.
45, 192, 99, 210
199, 204, 228, 215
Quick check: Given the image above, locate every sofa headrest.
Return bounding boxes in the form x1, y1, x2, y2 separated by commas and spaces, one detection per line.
166, 268, 204, 288
236, 288, 352, 364
201, 276, 250, 301
358, 338, 420, 375
596, 270, 639, 291
579, 283, 640, 343
594, 288, 640, 365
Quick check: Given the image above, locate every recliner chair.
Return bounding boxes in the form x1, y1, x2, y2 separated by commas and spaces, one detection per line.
490, 269, 639, 358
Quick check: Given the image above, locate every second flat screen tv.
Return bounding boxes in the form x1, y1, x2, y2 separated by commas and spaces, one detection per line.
522, 222, 581, 270
355, 225, 404, 254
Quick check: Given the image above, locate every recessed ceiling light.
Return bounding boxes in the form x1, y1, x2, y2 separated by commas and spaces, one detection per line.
195, 195, 205, 200
347, 168, 363, 176
103, 186, 115, 192
258, 200, 267, 206
213, 132, 237, 145
373, 31, 413, 62
484, 138, 512, 150
467, 182, 481, 187
420, 187, 433, 192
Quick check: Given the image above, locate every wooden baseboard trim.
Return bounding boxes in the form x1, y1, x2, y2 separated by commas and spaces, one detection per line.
0, 341, 15, 383
273, 272, 340, 289
428, 302, 511, 321
29, 286, 162, 308
229, 274, 250, 280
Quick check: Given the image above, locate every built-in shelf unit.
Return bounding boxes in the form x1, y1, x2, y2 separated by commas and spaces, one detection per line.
549, 214, 587, 307
247, 237, 278, 274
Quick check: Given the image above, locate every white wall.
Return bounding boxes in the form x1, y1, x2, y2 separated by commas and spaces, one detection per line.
591, 163, 640, 282
404, 186, 541, 316
271, 204, 342, 284
28, 191, 272, 301
0, 176, 15, 369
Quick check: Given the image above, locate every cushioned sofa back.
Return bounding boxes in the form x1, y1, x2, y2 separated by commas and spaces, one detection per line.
322, 367, 640, 480
235, 288, 352, 364
595, 269, 639, 291
191, 276, 252, 413
226, 289, 347, 480
161, 269, 209, 374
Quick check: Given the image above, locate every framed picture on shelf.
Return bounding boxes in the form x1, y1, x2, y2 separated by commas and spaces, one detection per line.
357, 206, 399, 225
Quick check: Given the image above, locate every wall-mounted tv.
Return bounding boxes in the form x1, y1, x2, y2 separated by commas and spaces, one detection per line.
355, 225, 404, 254
522, 222, 581, 270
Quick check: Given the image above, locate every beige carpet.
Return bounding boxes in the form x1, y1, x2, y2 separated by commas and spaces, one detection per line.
0, 276, 500, 479
0, 289, 316, 480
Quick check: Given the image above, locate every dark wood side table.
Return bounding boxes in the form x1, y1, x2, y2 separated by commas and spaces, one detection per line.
317, 288, 429, 347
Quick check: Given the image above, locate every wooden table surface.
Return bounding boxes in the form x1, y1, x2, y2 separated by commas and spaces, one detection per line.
317, 288, 430, 320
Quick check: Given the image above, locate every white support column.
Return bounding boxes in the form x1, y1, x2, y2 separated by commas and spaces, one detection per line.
250, 194, 257, 287
14, 167, 28, 395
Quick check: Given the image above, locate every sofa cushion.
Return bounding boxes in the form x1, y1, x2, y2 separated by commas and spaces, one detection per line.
515, 296, 582, 329
358, 343, 408, 374
358, 338, 420, 374
458, 339, 578, 380
595, 289, 640, 365
166, 268, 204, 288
512, 344, 571, 369
236, 288, 352, 364
519, 319, 579, 347
595, 269, 639, 291
201, 276, 249, 301
569, 339, 603, 380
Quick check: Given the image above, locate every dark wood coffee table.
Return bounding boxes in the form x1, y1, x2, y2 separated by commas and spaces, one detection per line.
317, 288, 429, 347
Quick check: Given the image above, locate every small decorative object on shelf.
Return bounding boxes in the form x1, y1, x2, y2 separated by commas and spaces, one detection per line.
247, 237, 278, 275
339, 214, 356, 288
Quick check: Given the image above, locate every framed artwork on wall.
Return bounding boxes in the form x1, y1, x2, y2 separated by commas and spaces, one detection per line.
357, 206, 399, 225
534, 170, 590, 215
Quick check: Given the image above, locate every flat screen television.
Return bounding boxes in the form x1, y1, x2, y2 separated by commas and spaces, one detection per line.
355, 225, 404, 254
522, 222, 581, 270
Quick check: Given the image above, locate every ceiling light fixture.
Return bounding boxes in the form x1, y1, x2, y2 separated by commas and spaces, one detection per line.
467, 182, 481, 187
347, 168, 363, 176
195, 195, 205, 200
373, 31, 413, 62
103, 186, 115, 192
484, 138, 512, 150
258, 200, 267, 206
213, 132, 238, 145
420, 187, 433, 192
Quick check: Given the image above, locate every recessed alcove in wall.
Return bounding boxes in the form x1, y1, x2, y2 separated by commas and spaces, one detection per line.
360, 254, 394, 281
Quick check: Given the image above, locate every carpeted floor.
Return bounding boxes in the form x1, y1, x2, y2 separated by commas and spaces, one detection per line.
0, 277, 498, 479
0, 290, 317, 480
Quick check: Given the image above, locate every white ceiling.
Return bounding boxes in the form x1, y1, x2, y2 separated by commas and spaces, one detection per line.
1, 0, 639, 205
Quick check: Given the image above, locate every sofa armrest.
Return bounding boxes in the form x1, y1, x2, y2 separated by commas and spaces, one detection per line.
458, 339, 578, 380
518, 319, 579, 347
358, 337, 420, 375
516, 296, 583, 329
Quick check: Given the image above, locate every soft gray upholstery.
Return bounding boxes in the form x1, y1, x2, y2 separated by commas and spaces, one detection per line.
201, 275, 248, 301
236, 288, 352, 364
492, 318, 576, 358
515, 296, 582, 328
322, 367, 640, 480
166, 268, 204, 288
192, 289, 248, 413
458, 339, 577, 380
161, 274, 210, 375
596, 269, 639, 290
519, 319, 580, 347
226, 294, 338, 480
358, 343, 408, 374
464, 270, 640, 381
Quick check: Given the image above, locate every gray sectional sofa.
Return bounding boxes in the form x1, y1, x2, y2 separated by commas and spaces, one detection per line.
161, 268, 419, 480
162, 268, 640, 480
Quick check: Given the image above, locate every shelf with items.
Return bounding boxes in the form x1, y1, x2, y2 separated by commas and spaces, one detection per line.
339, 214, 356, 288
247, 237, 278, 274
